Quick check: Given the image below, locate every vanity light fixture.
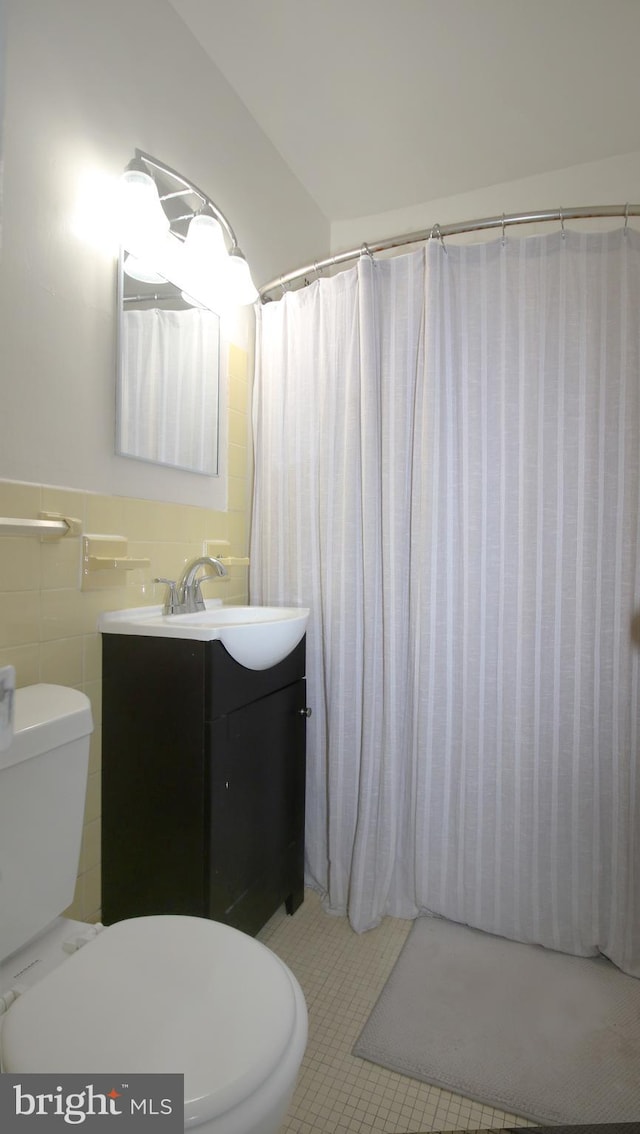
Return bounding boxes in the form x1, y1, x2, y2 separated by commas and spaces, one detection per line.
118, 150, 259, 310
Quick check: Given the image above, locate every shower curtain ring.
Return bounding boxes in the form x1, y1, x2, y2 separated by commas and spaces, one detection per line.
360, 243, 374, 262
501, 213, 507, 246
624, 203, 630, 234
430, 224, 447, 254
559, 207, 566, 239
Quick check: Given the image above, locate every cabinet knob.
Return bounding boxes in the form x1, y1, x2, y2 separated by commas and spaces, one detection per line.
299, 707, 312, 717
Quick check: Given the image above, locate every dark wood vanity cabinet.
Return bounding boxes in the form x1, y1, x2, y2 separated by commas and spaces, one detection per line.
101, 634, 306, 936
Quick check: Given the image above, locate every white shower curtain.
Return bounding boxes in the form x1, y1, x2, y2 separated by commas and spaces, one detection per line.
251, 228, 640, 976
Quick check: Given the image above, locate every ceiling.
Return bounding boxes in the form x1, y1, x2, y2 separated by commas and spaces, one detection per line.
168, 0, 640, 223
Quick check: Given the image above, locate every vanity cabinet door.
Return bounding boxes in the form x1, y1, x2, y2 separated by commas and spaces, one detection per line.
101, 635, 208, 925
207, 678, 306, 935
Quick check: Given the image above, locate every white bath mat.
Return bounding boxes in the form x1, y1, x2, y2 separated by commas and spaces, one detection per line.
354, 916, 640, 1125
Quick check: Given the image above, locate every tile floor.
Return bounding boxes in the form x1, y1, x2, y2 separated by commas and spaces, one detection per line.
258, 889, 534, 1134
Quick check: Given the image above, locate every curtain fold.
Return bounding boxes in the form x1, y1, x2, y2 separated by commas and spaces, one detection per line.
251, 229, 640, 976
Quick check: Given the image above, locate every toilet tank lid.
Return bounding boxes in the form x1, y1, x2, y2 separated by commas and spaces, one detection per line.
1, 684, 93, 772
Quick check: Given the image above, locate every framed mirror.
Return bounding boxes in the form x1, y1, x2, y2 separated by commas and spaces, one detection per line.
116, 252, 220, 476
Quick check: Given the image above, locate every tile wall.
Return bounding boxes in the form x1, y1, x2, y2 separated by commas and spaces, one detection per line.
0, 345, 251, 925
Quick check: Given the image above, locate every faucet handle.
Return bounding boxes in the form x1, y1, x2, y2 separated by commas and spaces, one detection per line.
154, 578, 179, 615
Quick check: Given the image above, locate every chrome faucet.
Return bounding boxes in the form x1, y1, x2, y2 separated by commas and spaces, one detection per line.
178, 556, 228, 613
154, 556, 228, 615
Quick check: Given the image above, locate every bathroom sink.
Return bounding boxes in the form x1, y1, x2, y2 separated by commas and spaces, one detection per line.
99, 602, 310, 670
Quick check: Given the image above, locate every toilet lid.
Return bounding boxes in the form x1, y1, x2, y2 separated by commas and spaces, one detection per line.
1, 916, 300, 1127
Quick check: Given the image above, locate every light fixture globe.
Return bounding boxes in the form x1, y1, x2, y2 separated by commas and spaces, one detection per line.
183, 213, 228, 268
117, 169, 170, 259
226, 248, 259, 306
177, 213, 229, 310
123, 254, 166, 284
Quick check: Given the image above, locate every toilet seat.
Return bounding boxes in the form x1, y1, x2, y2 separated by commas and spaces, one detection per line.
1, 915, 301, 1128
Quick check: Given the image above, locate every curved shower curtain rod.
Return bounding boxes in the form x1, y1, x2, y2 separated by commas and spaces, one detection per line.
259, 202, 640, 302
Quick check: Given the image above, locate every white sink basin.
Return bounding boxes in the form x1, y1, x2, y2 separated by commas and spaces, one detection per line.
99, 602, 310, 670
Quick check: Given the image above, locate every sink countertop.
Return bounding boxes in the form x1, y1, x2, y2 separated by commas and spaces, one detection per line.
99, 601, 310, 670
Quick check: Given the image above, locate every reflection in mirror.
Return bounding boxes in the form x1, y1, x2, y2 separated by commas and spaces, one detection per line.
116, 251, 220, 476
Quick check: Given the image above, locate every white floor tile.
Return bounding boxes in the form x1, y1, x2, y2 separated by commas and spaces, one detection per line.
258, 889, 534, 1134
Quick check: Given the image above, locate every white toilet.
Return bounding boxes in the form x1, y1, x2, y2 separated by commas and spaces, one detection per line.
0, 684, 307, 1134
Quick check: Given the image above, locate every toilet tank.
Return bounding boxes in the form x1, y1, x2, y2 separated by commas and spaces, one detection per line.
0, 685, 93, 963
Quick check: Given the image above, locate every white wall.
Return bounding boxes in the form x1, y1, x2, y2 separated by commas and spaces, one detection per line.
331, 150, 640, 254
0, 0, 328, 506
